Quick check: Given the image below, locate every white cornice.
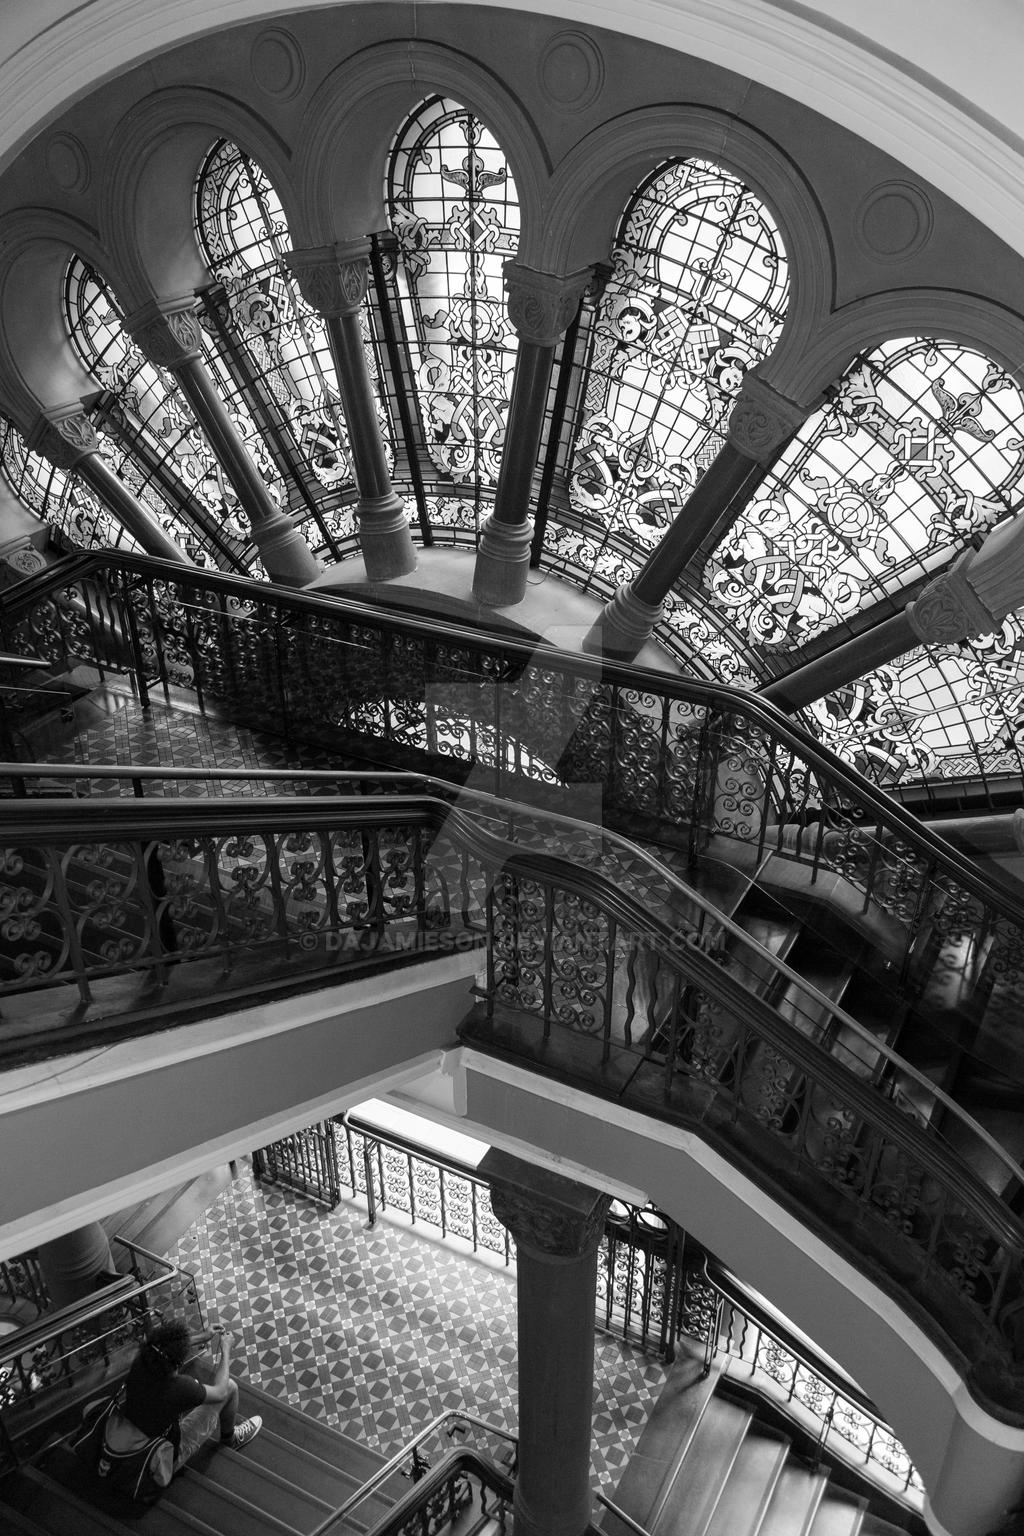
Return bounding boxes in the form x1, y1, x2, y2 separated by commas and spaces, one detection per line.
1, 1, 1023, 254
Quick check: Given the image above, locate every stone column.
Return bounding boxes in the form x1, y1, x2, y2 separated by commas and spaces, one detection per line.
472, 264, 592, 608
36, 1223, 115, 1310
584, 373, 808, 659
126, 300, 321, 587
288, 242, 417, 581
761, 519, 1024, 714
481, 1149, 610, 1536
30, 410, 192, 565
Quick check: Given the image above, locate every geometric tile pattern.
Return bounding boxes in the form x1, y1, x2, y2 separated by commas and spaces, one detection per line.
167, 1166, 668, 1492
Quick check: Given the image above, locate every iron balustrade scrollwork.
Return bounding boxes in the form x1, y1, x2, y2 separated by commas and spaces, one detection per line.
0, 1236, 203, 1474
1, 773, 1024, 1406
679, 1256, 924, 1501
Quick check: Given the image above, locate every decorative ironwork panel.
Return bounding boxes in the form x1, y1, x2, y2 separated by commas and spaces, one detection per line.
253, 1122, 340, 1207
707, 338, 1024, 652
386, 97, 519, 493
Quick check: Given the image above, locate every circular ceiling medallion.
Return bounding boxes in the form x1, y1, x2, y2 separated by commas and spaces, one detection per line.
45, 132, 90, 195
251, 28, 306, 101
856, 180, 933, 262
538, 31, 604, 114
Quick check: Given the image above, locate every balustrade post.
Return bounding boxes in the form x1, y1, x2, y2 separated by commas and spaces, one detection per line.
126, 300, 321, 587
472, 265, 591, 608
481, 1149, 610, 1536
288, 243, 417, 582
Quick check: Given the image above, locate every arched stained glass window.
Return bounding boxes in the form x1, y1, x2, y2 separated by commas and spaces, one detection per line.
566, 158, 789, 564
706, 338, 1024, 650
810, 620, 1024, 788
386, 97, 519, 503
0, 417, 142, 554
194, 140, 366, 559
63, 257, 262, 571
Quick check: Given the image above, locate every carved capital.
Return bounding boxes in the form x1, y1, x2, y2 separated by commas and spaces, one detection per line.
482, 1150, 610, 1260
726, 373, 809, 462
30, 411, 99, 470
503, 263, 592, 346
288, 241, 371, 317
906, 549, 996, 645
126, 302, 204, 369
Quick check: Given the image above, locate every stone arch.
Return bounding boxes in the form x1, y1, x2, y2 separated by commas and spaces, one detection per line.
100, 88, 302, 310
0, 209, 109, 425
539, 106, 833, 389
775, 287, 1024, 403
294, 41, 550, 249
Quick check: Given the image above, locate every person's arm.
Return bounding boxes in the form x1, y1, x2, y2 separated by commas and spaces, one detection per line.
202, 1329, 235, 1405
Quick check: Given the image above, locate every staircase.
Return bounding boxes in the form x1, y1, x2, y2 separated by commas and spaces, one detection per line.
0, 1378, 398, 1535
600, 1350, 924, 1536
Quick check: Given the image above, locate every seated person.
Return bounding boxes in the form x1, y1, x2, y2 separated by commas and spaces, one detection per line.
123, 1318, 261, 1466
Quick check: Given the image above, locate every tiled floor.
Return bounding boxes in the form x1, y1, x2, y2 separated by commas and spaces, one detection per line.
168, 1165, 668, 1491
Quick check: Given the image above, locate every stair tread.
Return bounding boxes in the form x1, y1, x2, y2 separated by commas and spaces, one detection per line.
808, 1488, 869, 1536
758, 1464, 830, 1536
237, 1380, 387, 1480
651, 1396, 752, 1533
702, 1429, 790, 1536
161, 1463, 307, 1535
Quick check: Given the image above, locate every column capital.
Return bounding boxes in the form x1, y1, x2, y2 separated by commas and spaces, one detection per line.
503, 263, 592, 346
906, 547, 998, 645
29, 410, 99, 470
726, 372, 809, 462
125, 300, 204, 369
481, 1150, 610, 1261
287, 241, 372, 317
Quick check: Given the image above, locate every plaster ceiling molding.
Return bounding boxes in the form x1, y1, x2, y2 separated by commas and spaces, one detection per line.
0, 2, 1022, 257
44, 131, 91, 196
250, 26, 306, 102
537, 30, 604, 114
855, 179, 933, 264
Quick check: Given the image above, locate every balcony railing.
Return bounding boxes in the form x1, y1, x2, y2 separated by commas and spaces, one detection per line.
4, 549, 1023, 1049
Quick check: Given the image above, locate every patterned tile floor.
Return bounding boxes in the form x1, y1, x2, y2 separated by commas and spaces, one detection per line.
168, 1165, 668, 1491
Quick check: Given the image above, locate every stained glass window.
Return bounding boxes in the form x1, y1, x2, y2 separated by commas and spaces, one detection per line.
562, 158, 789, 570
810, 620, 1024, 788
386, 97, 520, 507
706, 338, 1024, 651
0, 416, 142, 554
63, 256, 260, 570
194, 140, 368, 560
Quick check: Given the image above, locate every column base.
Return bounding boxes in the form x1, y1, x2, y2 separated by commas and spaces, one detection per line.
251, 510, 322, 586
472, 515, 533, 607
582, 583, 663, 661
357, 493, 417, 581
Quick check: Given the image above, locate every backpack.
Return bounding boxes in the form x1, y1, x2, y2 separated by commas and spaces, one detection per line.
69, 1388, 175, 1505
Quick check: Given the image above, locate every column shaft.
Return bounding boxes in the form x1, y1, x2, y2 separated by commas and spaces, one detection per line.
760, 610, 919, 713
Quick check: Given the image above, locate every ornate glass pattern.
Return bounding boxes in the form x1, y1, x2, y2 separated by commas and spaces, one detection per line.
386, 97, 520, 494
809, 616, 1024, 786
564, 158, 788, 566
63, 257, 257, 570
0, 416, 142, 554
707, 338, 1024, 652
195, 139, 373, 560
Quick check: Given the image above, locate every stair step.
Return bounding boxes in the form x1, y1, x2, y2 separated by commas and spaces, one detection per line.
758, 1464, 829, 1536
649, 1395, 752, 1534
701, 1428, 790, 1536
808, 1488, 869, 1536
187, 1440, 335, 1528
236, 1380, 387, 1486
156, 1462, 305, 1535
6, 1465, 135, 1535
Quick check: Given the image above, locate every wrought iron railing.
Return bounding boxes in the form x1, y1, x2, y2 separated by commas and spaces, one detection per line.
0, 1237, 203, 1473
1, 778, 1024, 1409
307, 1408, 517, 1536
0, 1254, 48, 1320
3, 549, 1023, 1053
680, 1256, 924, 1501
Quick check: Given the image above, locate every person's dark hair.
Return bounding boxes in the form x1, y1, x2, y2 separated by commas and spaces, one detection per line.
141, 1319, 192, 1376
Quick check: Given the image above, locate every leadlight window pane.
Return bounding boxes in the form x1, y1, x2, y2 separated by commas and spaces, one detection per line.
811, 621, 1024, 788
386, 96, 519, 491
565, 159, 789, 566
194, 139, 367, 558
706, 338, 1024, 650
63, 257, 259, 570
0, 417, 142, 554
